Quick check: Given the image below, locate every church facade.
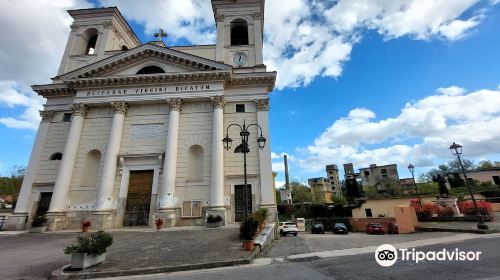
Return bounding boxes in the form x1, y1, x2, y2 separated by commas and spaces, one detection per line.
6, 0, 277, 231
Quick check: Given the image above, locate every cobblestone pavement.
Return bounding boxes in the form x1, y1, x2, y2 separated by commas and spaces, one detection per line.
262, 231, 452, 258
0, 227, 247, 279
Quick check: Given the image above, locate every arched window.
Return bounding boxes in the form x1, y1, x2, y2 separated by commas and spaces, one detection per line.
231, 19, 249, 46
81, 28, 99, 55
187, 145, 204, 182
86, 35, 98, 55
121, 45, 129, 50
49, 153, 63, 161
80, 150, 101, 188
136, 66, 165, 75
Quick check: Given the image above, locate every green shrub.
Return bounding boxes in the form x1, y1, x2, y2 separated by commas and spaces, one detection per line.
31, 215, 47, 227
239, 218, 259, 240
207, 214, 223, 223
64, 231, 113, 255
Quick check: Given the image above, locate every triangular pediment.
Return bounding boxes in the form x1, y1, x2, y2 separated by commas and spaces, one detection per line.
57, 43, 232, 80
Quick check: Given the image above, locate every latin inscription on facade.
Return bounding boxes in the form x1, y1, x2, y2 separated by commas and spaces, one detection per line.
78, 84, 220, 98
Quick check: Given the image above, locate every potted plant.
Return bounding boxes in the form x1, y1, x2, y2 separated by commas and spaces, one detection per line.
154, 218, 164, 230
240, 217, 259, 251
81, 219, 91, 232
64, 230, 113, 270
251, 211, 264, 232
206, 214, 223, 228
257, 208, 269, 231
30, 215, 47, 233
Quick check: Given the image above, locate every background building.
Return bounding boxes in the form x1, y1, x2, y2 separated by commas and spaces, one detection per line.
359, 164, 399, 192
308, 164, 343, 204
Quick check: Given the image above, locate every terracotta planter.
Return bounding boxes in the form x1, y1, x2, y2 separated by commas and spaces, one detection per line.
82, 225, 91, 232
243, 240, 254, 251
156, 225, 162, 230
258, 223, 265, 232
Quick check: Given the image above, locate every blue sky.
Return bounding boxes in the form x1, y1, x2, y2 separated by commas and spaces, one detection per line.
0, 0, 499, 188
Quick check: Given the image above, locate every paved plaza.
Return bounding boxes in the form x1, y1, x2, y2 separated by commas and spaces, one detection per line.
0, 227, 248, 279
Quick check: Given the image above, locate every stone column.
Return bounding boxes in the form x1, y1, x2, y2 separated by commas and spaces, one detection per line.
46, 104, 87, 230
158, 99, 182, 227
93, 101, 127, 229
255, 99, 277, 221
5, 111, 54, 230
209, 96, 226, 213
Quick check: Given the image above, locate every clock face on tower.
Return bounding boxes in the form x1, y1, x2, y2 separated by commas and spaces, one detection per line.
232, 52, 248, 66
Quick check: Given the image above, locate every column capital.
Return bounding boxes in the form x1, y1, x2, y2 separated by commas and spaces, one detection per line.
255, 98, 270, 111
110, 101, 128, 115
211, 96, 226, 109
252, 12, 263, 20
39, 110, 55, 122
215, 14, 225, 22
70, 103, 88, 118
166, 98, 183, 111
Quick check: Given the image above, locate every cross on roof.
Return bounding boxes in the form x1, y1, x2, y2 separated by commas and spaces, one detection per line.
154, 29, 167, 41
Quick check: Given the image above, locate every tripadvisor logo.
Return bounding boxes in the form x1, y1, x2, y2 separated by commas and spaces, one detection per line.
375, 244, 482, 267
375, 244, 398, 267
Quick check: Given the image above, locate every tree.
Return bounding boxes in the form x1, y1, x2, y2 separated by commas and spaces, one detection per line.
290, 181, 312, 204
478, 160, 500, 169
419, 159, 476, 183
447, 158, 476, 172
331, 194, 347, 206
0, 165, 26, 207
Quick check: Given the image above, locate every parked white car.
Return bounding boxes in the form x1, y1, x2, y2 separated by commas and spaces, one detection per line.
278, 221, 298, 236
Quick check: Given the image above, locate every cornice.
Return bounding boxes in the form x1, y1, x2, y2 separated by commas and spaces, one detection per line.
226, 72, 277, 90
66, 71, 231, 89
31, 83, 76, 98
57, 44, 232, 80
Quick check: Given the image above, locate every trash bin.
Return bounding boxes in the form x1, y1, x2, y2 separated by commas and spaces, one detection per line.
296, 218, 306, 232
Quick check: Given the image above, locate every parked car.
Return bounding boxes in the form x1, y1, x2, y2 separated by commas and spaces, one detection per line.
279, 222, 298, 236
311, 222, 325, 234
366, 223, 385, 235
332, 223, 348, 234
388, 223, 399, 234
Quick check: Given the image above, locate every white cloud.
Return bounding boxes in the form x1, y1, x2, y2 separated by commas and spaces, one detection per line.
99, 0, 216, 44
297, 85, 500, 173
272, 162, 285, 173
0, 82, 45, 130
88, 1, 491, 90
0, 0, 92, 130
264, 0, 487, 89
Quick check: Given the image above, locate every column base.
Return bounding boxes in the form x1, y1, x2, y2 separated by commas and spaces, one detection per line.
91, 210, 115, 230
259, 204, 278, 223
156, 208, 181, 228
206, 206, 228, 226
4, 212, 29, 231
45, 212, 67, 231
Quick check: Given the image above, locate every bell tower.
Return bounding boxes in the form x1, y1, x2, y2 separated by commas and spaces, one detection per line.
56, 7, 141, 76
212, 0, 265, 68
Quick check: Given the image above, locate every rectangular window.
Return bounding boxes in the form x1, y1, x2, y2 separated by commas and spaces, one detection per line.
493, 176, 500, 185
364, 170, 370, 176
236, 104, 245, 112
182, 200, 202, 217
365, 208, 373, 218
63, 113, 73, 122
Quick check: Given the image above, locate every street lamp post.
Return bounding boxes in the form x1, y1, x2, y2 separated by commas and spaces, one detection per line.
223, 120, 266, 221
408, 164, 423, 207
449, 142, 488, 230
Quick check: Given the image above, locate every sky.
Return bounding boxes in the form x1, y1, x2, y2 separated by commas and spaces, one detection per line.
0, 0, 499, 188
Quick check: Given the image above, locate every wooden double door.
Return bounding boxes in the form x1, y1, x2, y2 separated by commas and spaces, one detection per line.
123, 170, 154, 227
